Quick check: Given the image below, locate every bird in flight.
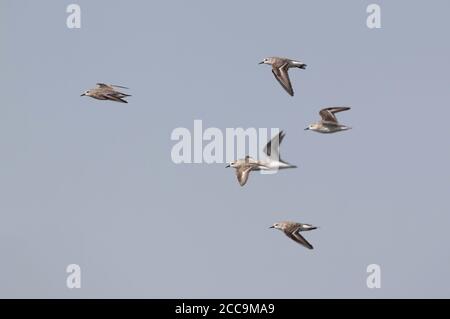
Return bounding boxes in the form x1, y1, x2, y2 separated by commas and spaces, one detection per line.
226, 131, 296, 186
270, 221, 318, 250
259, 57, 307, 96
305, 107, 351, 133
81, 83, 131, 103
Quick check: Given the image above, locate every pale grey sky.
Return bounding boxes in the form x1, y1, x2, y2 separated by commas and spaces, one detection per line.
1, 0, 450, 298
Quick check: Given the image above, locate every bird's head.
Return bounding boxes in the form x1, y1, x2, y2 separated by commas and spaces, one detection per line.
80, 90, 90, 97
259, 57, 274, 65
305, 123, 320, 131
269, 222, 283, 230
225, 161, 237, 168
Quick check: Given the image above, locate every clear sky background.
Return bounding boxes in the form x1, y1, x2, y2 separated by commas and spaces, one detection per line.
1, 0, 449, 298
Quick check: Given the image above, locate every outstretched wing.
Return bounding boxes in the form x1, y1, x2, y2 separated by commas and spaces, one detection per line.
96, 83, 113, 89
96, 83, 129, 90
103, 93, 128, 103
319, 107, 350, 123
264, 130, 285, 159
110, 84, 129, 89
272, 64, 294, 96
236, 166, 253, 186
285, 228, 314, 250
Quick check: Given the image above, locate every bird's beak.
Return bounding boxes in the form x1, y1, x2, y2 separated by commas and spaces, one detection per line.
258, 61, 264, 65
304, 127, 309, 130
80, 93, 85, 96
225, 164, 230, 168
269, 226, 275, 229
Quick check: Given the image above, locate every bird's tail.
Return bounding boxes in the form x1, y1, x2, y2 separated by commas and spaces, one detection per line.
292, 61, 307, 69
279, 158, 297, 169
281, 165, 297, 169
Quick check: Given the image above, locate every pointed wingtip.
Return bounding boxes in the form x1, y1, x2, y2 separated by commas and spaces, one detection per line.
112, 84, 130, 89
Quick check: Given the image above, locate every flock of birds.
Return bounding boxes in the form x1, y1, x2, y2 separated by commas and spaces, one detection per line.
80, 56, 352, 250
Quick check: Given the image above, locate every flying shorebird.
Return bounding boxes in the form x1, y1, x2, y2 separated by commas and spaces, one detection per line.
259, 57, 307, 96
81, 83, 131, 103
270, 221, 317, 250
225, 131, 297, 186
305, 107, 351, 133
